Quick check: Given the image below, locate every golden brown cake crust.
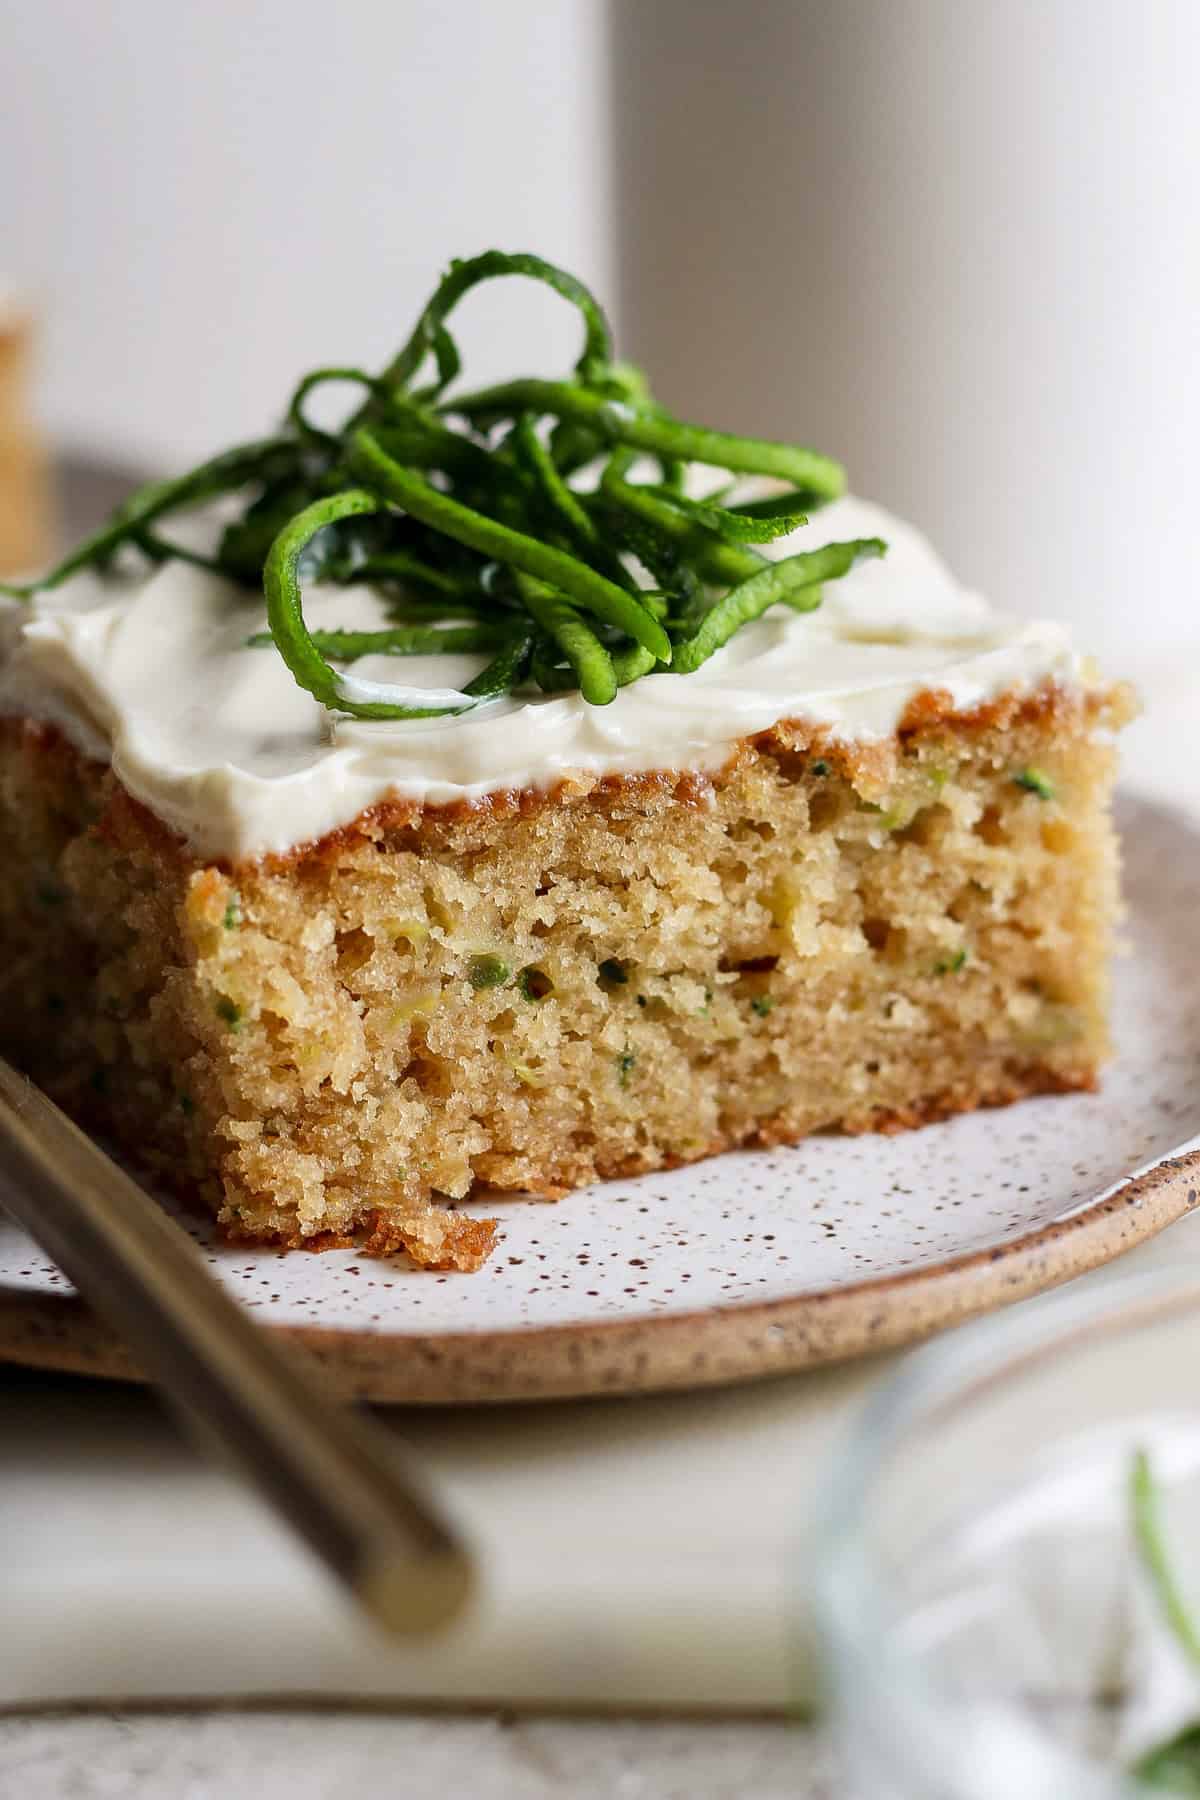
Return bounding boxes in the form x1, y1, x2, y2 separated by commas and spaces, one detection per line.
249, 679, 1131, 872
0, 676, 1130, 866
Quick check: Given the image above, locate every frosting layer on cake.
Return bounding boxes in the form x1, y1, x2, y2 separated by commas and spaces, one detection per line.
0, 497, 1085, 860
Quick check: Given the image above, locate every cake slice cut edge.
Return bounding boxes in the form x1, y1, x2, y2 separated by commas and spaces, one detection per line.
0, 675, 1134, 1268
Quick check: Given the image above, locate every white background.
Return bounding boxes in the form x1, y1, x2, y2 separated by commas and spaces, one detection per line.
3, 0, 1200, 667
0, 0, 612, 465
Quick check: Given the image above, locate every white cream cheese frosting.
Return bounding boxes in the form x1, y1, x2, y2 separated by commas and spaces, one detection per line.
0, 497, 1085, 862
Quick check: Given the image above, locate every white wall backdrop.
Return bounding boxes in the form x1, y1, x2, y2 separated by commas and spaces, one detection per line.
613, 0, 1200, 664
3, 0, 1198, 670
0, 0, 612, 465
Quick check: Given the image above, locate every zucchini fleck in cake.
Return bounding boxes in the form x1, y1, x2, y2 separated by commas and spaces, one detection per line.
0, 253, 1130, 1270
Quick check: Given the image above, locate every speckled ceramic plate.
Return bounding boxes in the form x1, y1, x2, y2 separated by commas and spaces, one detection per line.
1, 792, 1197, 1403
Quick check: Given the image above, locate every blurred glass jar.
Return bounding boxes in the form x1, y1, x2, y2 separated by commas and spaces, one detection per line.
812, 1269, 1200, 1799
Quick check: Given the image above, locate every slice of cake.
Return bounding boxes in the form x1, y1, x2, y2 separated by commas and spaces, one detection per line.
0, 252, 1130, 1269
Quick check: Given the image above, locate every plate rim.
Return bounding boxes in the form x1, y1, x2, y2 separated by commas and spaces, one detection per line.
2, 1148, 1197, 1403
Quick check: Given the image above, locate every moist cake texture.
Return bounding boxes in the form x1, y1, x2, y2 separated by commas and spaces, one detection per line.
0, 652, 1128, 1267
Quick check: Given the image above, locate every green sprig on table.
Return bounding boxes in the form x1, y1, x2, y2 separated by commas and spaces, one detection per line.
4, 251, 885, 720
1131, 1450, 1200, 1791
